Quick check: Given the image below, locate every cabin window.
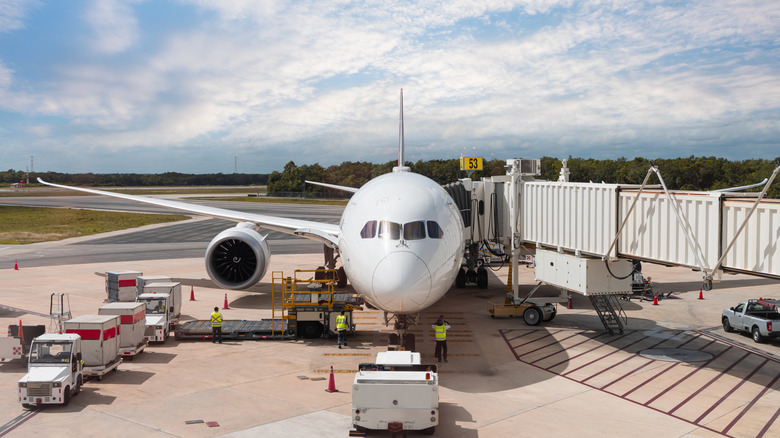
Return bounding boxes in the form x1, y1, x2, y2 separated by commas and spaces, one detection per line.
734, 303, 744, 313
378, 221, 401, 240
427, 221, 444, 239
360, 221, 377, 238
404, 221, 426, 240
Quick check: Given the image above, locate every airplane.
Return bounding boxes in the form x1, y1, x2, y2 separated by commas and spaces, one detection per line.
38, 89, 466, 346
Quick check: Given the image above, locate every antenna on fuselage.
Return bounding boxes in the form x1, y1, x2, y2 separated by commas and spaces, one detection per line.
398, 88, 404, 167
394, 89, 410, 173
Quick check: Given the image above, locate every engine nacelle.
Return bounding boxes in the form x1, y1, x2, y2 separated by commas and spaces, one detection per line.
205, 222, 270, 290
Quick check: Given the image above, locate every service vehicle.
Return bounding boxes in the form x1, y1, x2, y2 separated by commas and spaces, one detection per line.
1, 324, 45, 361
722, 299, 780, 343
63, 315, 122, 380
137, 282, 182, 342
175, 270, 360, 341
18, 333, 83, 407
351, 351, 439, 435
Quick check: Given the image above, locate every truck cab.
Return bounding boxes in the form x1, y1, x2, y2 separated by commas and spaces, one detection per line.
18, 333, 83, 407
138, 292, 172, 342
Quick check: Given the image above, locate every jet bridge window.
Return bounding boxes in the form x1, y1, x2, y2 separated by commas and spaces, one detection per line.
378, 221, 401, 240
427, 221, 444, 239
403, 221, 426, 240
360, 220, 377, 238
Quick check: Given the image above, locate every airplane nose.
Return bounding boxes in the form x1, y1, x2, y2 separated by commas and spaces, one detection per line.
372, 251, 432, 313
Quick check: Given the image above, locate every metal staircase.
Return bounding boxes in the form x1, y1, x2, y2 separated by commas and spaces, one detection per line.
588, 294, 626, 335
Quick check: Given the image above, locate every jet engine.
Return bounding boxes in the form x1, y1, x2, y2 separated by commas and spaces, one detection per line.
205, 222, 270, 290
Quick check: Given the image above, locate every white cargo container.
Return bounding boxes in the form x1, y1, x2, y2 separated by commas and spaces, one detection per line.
106, 270, 142, 302
98, 302, 147, 358
352, 351, 439, 435
63, 315, 121, 380
136, 275, 171, 296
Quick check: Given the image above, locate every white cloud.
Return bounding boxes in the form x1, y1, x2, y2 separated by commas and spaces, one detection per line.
0, 0, 37, 32
84, 0, 140, 54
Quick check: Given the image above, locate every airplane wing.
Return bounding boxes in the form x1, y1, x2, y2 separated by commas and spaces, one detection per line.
37, 178, 341, 246
305, 180, 359, 194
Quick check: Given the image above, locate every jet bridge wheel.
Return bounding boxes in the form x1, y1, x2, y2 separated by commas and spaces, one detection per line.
523, 306, 542, 326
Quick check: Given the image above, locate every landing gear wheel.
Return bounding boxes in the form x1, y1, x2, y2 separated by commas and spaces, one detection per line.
403, 333, 416, 352
455, 268, 466, 288
752, 327, 764, 343
523, 306, 542, 326
337, 267, 348, 288
722, 318, 734, 333
477, 267, 488, 289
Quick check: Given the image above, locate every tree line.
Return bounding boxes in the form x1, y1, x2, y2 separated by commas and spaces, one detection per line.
268, 156, 780, 199
3, 155, 778, 198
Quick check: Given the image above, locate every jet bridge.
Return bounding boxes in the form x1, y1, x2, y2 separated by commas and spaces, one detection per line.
456, 159, 780, 328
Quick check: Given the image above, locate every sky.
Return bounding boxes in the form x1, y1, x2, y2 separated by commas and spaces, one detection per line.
0, 0, 779, 174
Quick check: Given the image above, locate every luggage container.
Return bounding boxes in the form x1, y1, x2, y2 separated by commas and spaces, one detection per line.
106, 270, 142, 302
63, 315, 122, 380
136, 275, 171, 297
98, 302, 147, 358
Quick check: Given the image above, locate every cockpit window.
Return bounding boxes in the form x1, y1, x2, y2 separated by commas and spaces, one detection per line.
378, 221, 401, 240
360, 221, 377, 238
427, 221, 444, 239
404, 221, 426, 240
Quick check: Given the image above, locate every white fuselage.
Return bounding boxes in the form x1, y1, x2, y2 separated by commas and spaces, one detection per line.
338, 167, 465, 314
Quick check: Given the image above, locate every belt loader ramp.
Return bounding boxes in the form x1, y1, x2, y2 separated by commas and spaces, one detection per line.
175, 269, 362, 340
456, 159, 780, 332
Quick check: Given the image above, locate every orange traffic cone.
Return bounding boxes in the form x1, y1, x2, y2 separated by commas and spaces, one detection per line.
190, 286, 196, 301
652, 293, 658, 305
14, 259, 18, 270
223, 293, 230, 309
567, 292, 573, 309
326, 366, 338, 393
698, 288, 704, 300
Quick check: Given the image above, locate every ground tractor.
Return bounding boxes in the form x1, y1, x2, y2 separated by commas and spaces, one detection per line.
18, 333, 83, 407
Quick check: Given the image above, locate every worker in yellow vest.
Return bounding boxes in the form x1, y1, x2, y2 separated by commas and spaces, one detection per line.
211, 306, 223, 344
336, 310, 348, 349
432, 315, 451, 362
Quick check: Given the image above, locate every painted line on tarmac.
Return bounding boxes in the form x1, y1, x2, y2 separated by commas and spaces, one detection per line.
323, 353, 371, 357
0, 407, 41, 437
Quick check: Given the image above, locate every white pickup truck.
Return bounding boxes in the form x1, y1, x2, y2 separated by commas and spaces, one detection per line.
722, 299, 780, 343
351, 351, 438, 435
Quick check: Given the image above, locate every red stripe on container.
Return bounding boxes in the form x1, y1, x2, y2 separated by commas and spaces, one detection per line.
66, 329, 100, 340
103, 328, 116, 340
118, 279, 136, 287
135, 311, 145, 323
120, 315, 134, 324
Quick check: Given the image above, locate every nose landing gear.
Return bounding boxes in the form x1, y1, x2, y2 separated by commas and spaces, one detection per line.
385, 313, 419, 352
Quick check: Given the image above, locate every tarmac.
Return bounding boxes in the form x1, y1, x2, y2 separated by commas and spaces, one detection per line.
1, 253, 780, 437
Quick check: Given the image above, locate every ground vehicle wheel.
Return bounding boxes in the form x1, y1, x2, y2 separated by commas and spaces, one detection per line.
63, 386, 71, 406
752, 327, 764, 343
477, 267, 488, 289
422, 426, 436, 435
403, 333, 416, 352
722, 318, 734, 333
455, 268, 466, 288
73, 376, 82, 395
543, 308, 556, 322
22, 403, 34, 410
523, 307, 542, 326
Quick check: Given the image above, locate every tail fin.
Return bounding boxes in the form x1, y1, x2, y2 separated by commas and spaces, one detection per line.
398, 88, 404, 167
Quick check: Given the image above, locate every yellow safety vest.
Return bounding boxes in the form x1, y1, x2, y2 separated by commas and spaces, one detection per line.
434, 324, 446, 341
211, 312, 223, 328
336, 315, 347, 331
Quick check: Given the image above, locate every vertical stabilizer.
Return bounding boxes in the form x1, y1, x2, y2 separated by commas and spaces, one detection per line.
398, 88, 404, 167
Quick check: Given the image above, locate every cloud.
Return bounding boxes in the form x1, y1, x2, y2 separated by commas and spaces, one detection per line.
0, 0, 37, 32
84, 0, 140, 54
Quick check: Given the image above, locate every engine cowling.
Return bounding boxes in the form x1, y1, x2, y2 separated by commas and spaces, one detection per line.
205, 222, 270, 290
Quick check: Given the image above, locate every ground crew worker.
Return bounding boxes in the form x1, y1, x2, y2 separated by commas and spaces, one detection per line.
211, 306, 223, 344
432, 315, 451, 362
336, 310, 347, 348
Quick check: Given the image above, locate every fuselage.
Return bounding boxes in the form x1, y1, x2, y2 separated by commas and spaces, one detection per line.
338, 167, 465, 314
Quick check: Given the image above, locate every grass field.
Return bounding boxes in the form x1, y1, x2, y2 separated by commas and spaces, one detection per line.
0, 206, 190, 244
0, 186, 265, 197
